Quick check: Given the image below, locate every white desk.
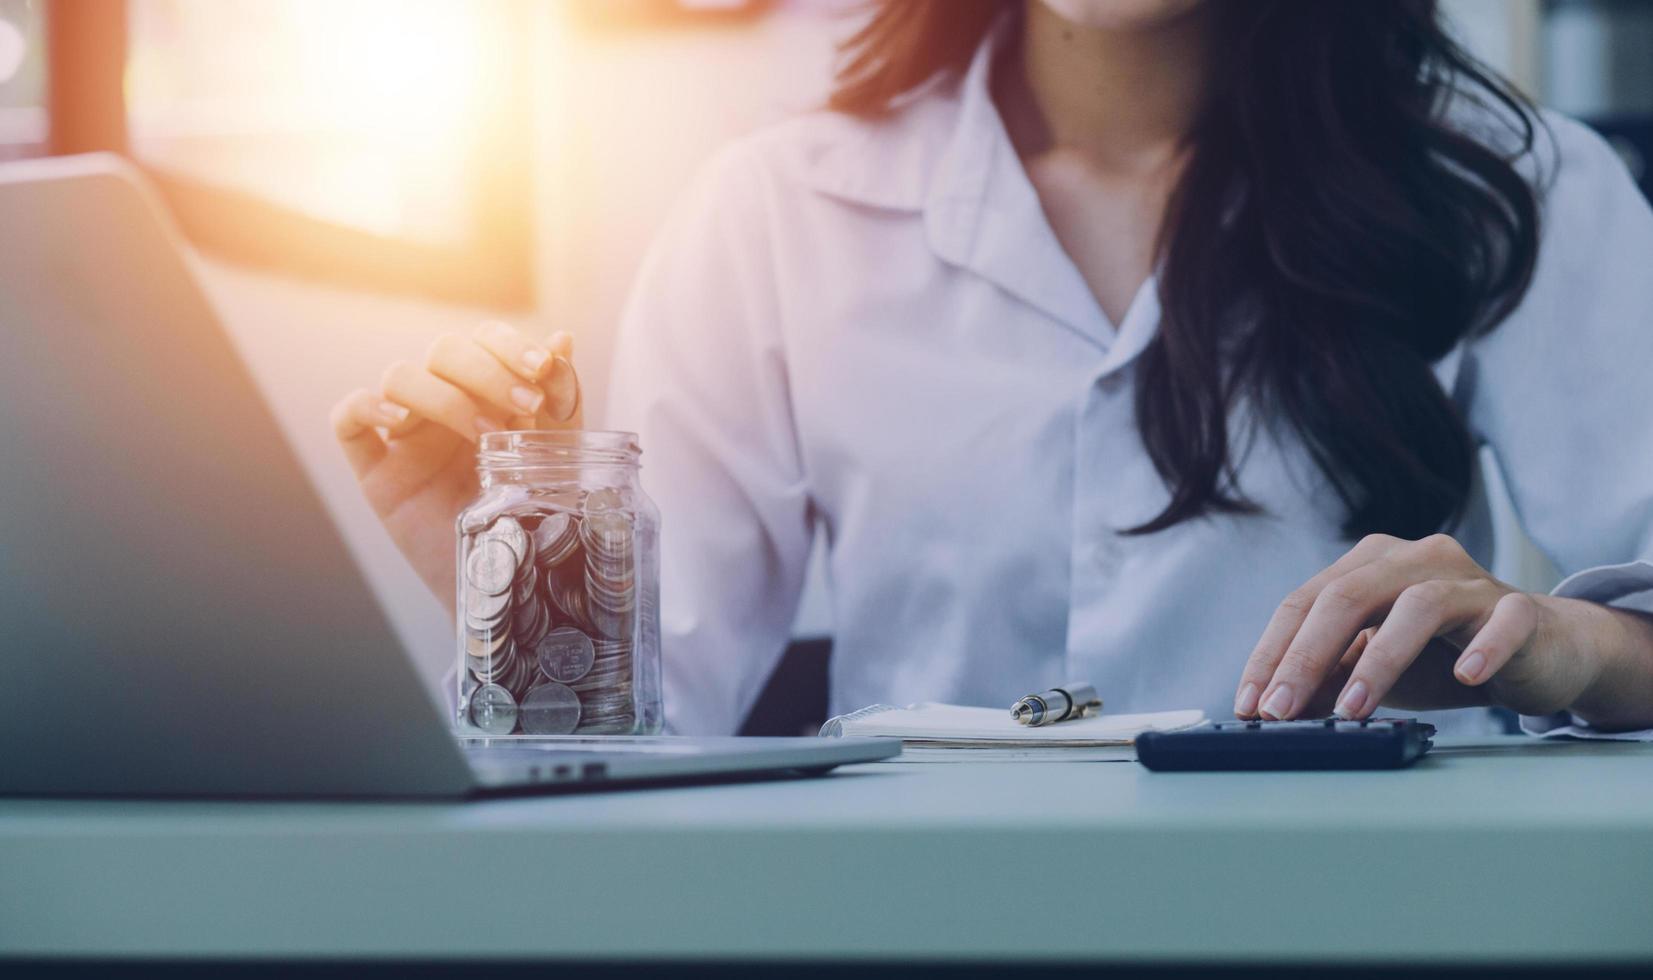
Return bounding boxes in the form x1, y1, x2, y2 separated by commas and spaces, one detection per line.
2, 737, 1651, 966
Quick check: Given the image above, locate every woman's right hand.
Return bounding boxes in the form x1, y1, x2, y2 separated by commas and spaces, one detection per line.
330, 321, 583, 613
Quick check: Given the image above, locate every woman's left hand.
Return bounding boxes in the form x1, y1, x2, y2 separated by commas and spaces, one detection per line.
1233, 533, 1621, 722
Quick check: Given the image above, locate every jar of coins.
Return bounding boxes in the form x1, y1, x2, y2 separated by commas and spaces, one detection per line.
454, 431, 662, 737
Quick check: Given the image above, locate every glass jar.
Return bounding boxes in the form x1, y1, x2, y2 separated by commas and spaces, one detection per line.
453, 431, 662, 736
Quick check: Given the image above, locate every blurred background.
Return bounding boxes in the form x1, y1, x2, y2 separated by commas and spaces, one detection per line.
1, 0, 1647, 730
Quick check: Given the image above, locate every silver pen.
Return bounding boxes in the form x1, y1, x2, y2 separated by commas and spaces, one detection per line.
1010, 681, 1103, 727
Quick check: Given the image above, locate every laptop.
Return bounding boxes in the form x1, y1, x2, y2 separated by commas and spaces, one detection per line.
0, 154, 897, 797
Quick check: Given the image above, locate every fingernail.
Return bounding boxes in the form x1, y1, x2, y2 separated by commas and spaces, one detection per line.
522, 348, 550, 379
377, 401, 409, 424
510, 385, 545, 414
1234, 683, 1259, 717
1456, 650, 1487, 684
474, 415, 504, 435
1334, 679, 1368, 719
1261, 685, 1294, 720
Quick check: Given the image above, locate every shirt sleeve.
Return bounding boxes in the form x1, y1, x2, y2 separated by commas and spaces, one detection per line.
604, 143, 813, 735
1460, 114, 1653, 740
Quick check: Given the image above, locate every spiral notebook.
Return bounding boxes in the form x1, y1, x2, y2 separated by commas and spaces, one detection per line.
820, 703, 1209, 762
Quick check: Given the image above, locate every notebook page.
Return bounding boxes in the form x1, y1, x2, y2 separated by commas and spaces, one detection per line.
827, 703, 1207, 743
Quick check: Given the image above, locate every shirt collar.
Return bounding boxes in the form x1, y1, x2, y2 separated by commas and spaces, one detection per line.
798, 12, 1149, 356
921, 13, 1116, 351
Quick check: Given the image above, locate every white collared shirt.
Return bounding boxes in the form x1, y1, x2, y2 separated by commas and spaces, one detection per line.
606, 24, 1653, 737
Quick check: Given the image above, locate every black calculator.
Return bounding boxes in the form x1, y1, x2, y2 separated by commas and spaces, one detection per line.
1135, 718, 1436, 771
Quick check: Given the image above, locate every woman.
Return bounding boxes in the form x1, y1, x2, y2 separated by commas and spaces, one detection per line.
333, 0, 1653, 736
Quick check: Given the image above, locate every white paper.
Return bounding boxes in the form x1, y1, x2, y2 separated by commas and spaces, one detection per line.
824, 702, 1208, 746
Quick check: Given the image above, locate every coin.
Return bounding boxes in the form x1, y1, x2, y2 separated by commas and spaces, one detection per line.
572, 682, 632, 701
526, 601, 553, 647
518, 682, 582, 735
582, 488, 624, 518
466, 602, 510, 626
512, 562, 539, 606
465, 629, 512, 659
465, 587, 511, 624
469, 684, 518, 735
506, 653, 538, 698
486, 516, 531, 570
511, 594, 543, 637
535, 626, 596, 684
579, 716, 633, 731
465, 538, 517, 596
532, 512, 580, 568
547, 574, 590, 628
581, 514, 631, 560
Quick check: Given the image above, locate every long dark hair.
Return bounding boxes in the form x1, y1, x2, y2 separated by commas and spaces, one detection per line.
832, 1, 1541, 540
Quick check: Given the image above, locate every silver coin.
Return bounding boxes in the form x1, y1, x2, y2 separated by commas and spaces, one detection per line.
465, 615, 511, 638
485, 516, 531, 570
465, 538, 518, 596
581, 513, 631, 554
579, 693, 635, 712
465, 587, 511, 622
468, 684, 518, 735
578, 711, 636, 728
469, 654, 509, 683
512, 563, 539, 606
507, 654, 538, 698
466, 613, 510, 636
578, 668, 629, 684
518, 682, 582, 735
585, 573, 635, 605
464, 629, 512, 659
532, 513, 580, 567
571, 679, 632, 698
580, 716, 634, 730
588, 606, 634, 641
585, 576, 633, 601
526, 600, 553, 647
571, 662, 630, 679
548, 575, 590, 627
473, 642, 515, 678
511, 594, 543, 636
582, 488, 625, 518
535, 626, 596, 683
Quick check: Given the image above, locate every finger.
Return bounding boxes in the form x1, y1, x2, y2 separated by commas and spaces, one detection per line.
1333, 579, 1500, 719
1454, 591, 1540, 686
354, 420, 467, 517
427, 334, 546, 420
1256, 557, 1445, 720
1235, 534, 1404, 717
473, 320, 556, 384
330, 388, 407, 477
1299, 629, 1374, 717
381, 361, 507, 443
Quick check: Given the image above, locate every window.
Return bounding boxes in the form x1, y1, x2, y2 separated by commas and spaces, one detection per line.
35, 0, 533, 308
0, 0, 46, 162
